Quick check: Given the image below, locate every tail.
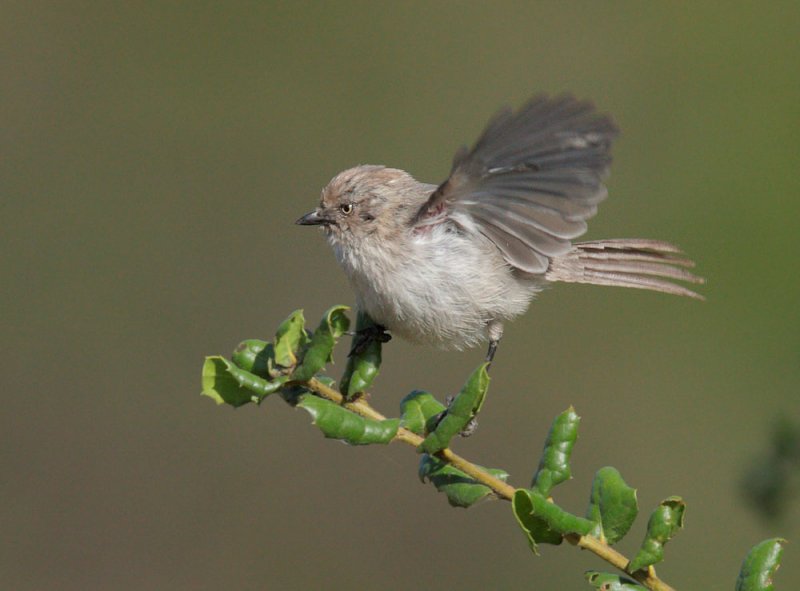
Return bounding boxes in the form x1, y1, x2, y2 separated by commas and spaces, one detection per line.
545, 239, 705, 300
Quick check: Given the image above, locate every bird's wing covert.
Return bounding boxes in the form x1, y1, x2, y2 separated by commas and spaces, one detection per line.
413, 94, 618, 274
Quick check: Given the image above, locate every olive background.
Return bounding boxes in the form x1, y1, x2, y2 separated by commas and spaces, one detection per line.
3, 2, 798, 589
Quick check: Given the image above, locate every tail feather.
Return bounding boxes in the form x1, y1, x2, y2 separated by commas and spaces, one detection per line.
545, 239, 705, 300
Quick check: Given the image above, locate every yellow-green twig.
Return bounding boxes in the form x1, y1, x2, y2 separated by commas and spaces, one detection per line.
303, 377, 675, 591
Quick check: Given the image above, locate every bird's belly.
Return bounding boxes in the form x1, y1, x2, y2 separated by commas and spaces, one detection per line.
343, 234, 537, 350
358, 273, 488, 349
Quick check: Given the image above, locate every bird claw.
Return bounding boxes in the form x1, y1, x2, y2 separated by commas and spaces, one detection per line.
459, 417, 479, 438
429, 395, 479, 437
348, 324, 391, 357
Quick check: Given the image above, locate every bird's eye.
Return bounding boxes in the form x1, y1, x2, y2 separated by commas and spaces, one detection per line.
339, 202, 354, 215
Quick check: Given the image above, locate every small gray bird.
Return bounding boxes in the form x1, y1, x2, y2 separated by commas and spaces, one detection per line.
297, 95, 703, 362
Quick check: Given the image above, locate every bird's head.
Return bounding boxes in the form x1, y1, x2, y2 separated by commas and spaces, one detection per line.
296, 165, 422, 248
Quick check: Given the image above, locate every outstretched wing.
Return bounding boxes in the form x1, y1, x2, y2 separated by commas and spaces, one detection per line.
413, 94, 618, 274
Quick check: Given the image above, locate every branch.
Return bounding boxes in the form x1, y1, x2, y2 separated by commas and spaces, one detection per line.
305, 377, 516, 497
202, 307, 786, 591
302, 376, 674, 591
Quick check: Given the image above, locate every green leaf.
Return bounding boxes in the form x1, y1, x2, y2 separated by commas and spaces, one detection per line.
340, 311, 383, 399
585, 467, 638, 544
420, 363, 490, 454
201, 356, 285, 407
296, 395, 399, 445
418, 454, 509, 508
512, 488, 563, 553
585, 571, 647, 590
736, 538, 786, 591
512, 489, 594, 554
202, 357, 251, 407
273, 310, 309, 368
532, 406, 580, 496
399, 390, 447, 435
628, 496, 686, 572
293, 305, 350, 381
231, 339, 272, 376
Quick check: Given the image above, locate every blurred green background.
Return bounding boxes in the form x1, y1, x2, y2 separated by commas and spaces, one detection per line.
3, 2, 798, 589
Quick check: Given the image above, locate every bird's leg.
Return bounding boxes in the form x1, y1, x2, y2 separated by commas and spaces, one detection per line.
446, 320, 504, 435
484, 320, 504, 368
432, 321, 505, 437
348, 323, 391, 357
485, 340, 499, 365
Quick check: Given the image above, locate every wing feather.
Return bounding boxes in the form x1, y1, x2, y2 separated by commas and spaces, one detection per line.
470, 218, 552, 273
413, 94, 618, 273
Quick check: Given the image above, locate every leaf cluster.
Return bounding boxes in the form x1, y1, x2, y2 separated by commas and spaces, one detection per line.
202, 307, 787, 590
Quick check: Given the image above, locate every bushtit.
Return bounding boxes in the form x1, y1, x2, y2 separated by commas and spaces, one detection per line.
297, 94, 703, 362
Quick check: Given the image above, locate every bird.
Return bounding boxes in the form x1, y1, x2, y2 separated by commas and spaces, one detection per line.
297, 94, 703, 363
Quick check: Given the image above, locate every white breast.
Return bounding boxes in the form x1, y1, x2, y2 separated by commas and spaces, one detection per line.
332, 222, 539, 349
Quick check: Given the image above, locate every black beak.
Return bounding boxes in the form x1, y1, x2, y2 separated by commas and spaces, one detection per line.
295, 210, 332, 226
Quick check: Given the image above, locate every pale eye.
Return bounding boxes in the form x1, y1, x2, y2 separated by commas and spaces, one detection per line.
339, 202, 354, 215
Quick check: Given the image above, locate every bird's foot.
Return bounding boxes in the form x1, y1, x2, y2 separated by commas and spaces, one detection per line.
459, 417, 479, 438
428, 395, 478, 437
348, 324, 391, 357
